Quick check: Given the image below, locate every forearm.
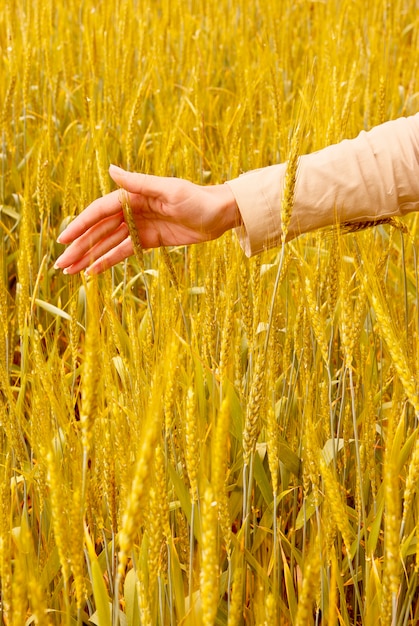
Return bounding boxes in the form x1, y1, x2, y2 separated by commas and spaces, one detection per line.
226, 114, 419, 256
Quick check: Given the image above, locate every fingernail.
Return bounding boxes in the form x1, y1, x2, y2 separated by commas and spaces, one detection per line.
63, 268, 69, 275
56, 234, 63, 243
110, 164, 126, 176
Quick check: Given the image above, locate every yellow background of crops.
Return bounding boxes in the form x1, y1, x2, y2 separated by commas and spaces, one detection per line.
1, 0, 419, 624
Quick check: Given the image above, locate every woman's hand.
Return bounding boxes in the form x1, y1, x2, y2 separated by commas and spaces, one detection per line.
54, 165, 240, 275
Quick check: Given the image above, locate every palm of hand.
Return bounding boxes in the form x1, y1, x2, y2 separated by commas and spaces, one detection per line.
55, 170, 235, 275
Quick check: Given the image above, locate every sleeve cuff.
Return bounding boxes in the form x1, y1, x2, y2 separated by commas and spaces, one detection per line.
225, 164, 286, 256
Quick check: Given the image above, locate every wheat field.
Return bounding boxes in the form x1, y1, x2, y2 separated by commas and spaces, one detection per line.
1, 0, 419, 624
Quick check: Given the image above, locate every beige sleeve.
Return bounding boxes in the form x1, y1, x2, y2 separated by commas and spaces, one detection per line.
225, 114, 419, 256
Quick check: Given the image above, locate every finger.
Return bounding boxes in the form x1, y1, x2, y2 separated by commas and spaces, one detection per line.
57, 190, 124, 244
58, 223, 130, 274
109, 164, 172, 199
85, 237, 134, 276
55, 214, 126, 269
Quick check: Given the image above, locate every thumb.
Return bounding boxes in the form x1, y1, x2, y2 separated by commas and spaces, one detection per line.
109, 164, 162, 198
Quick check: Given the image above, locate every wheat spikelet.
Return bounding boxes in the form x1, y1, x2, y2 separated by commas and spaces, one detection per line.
160, 243, 180, 293
174, 509, 190, 583
381, 403, 403, 619
239, 257, 253, 347
157, 262, 181, 348
21, 39, 32, 111
363, 388, 378, 503
212, 397, 230, 497
188, 243, 198, 288
217, 490, 232, 560
0, 268, 9, 372
212, 397, 232, 553
30, 329, 55, 400
112, 403, 129, 531
29, 379, 51, 516
117, 378, 162, 576
372, 288, 419, 411
11, 535, 29, 626
0, 454, 12, 622
281, 126, 300, 242
341, 401, 353, 472
119, 188, 145, 271
36, 142, 50, 222
337, 215, 410, 236
27, 562, 52, 626
250, 255, 261, 332
376, 74, 386, 126
160, 92, 188, 176
61, 155, 75, 218
401, 433, 419, 533
355, 443, 366, 520
146, 445, 170, 592
339, 61, 358, 137
267, 306, 284, 383
269, 63, 282, 140
264, 592, 277, 626
88, 441, 105, 532
212, 242, 226, 323
303, 272, 329, 365
163, 339, 179, 433
219, 292, 235, 383
233, 325, 245, 393
80, 279, 101, 453
293, 299, 305, 357
102, 274, 130, 375
69, 485, 86, 610
0, 336, 29, 462
155, 444, 170, 538
17, 191, 32, 337
325, 233, 339, 319
302, 384, 321, 506
320, 458, 352, 556
200, 485, 219, 626
322, 498, 338, 564
45, 449, 71, 583
101, 420, 117, 533
145, 270, 157, 356
137, 570, 152, 626
266, 404, 280, 498
0, 384, 27, 468
126, 78, 149, 169
338, 260, 355, 367
102, 33, 117, 126
69, 288, 80, 372
227, 566, 243, 626
359, 247, 419, 412
124, 300, 144, 387
146, 486, 164, 593
295, 534, 321, 626
318, 380, 331, 440
185, 386, 199, 501
243, 350, 266, 464
327, 547, 339, 626
351, 287, 367, 366
203, 268, 216, 365
1, 74, 16, 148
325, 65, 338, 145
